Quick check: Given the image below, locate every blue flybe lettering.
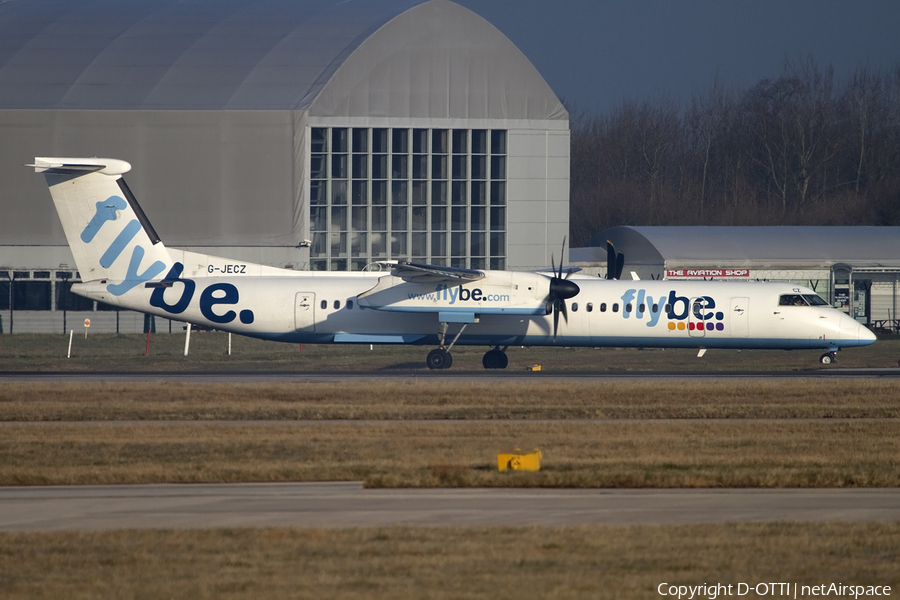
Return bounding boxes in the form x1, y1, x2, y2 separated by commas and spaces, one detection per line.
407, 284, 510, 304
149, 262, 254, 325
81, 196, 127, 243
621, 289, 726, 332
81, 195, 166, 296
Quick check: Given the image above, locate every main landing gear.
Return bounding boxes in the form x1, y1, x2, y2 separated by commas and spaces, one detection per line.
425, 321, 510, 370
482, 346, 509, 369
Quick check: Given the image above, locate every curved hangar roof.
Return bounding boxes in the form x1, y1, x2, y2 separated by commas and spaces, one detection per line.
589, 226, 900, 270
0, 0, 566, 120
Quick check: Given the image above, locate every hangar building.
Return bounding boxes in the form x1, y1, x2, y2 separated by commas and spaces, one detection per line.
573, 226, 900, 331
0, 0, 569, 333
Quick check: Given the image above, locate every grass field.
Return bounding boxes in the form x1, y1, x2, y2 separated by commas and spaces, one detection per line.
1, 379, 898, 487
1, 331, 899, 371
1, 523, 898, 599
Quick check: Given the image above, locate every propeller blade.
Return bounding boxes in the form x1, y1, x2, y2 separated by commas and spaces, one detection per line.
615, 252, 625, 280
552, 302, 560, 340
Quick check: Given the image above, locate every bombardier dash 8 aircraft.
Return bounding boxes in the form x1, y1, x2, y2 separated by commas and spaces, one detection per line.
33, 157, 875, 369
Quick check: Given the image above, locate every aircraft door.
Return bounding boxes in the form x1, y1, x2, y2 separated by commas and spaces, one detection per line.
294, 292, 316, 332
730, 297, 749, 337
688, 297, 706, 337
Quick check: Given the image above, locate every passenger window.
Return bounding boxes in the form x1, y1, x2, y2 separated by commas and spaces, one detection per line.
572, 302, 578, 312
600, 303, 607, 312
639, 304, 645, 313
625, 303, 632, 313
665, 304, 671, 312
334, 300, 341, 309
652, 303, 658, 313
612, 303, 619, 313
320, 300, 327, 309
586, 303, 593, 312
347, 299, 354, 310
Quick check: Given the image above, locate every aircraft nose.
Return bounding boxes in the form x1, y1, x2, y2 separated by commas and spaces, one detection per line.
860, 323, 877, 344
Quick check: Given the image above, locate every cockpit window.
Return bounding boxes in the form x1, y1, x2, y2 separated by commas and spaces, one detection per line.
803, 294, 828, 306
778, 294, 829, 307
779, 294, 806, 306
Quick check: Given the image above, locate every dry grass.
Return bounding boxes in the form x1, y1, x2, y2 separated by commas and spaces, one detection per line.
1, 523, 898, 599
2, 420, 899, 487
2, 379, 900, 421
1, 332, 899, 371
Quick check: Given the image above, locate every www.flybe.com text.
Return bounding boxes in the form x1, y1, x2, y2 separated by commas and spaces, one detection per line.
407, 285, 510, 304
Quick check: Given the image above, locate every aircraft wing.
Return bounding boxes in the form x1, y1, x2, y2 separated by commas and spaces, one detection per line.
386, 261, 485, 284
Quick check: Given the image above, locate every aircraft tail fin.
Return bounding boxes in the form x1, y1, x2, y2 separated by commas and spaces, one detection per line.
32, 157, 172, 296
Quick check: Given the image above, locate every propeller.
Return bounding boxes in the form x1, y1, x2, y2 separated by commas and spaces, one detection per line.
606, 240, 625, 280
548, 237, 580, 341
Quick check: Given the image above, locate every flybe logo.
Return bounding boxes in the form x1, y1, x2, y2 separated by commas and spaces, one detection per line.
407, 284, 511, 304
621, 289, 725, 331
150, 263, 255, 325
81, 196, 166, 296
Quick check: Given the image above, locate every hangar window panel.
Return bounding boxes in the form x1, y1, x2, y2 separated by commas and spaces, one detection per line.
391, 181, 408, 205
451, 207, 467, 231
490, 156, 506, 180
472, 130, 487, 154
331, 259, 347, 272
412, 207, 427, 231
452, 130, 467, 154
310, 155, 327, 179
371, 181, 387, 205
371, 155, 388, 179
490, 257, 505, 270
372, 129, 388, 153
451, 181, 466, 205
431, 207, 447, 231
331, 154, 347, 179
471, 232, 486, 256
371, 234, 386, 258
392, 154, 408, 179
432, 155, 447, 179
471, 257, 485, 270
431, 181, 447, 205
491, 130, 506, 154
331, 180, 347, 205
352, 128, 368, 153
311, 128, 328, 153
451, 232, 466, 257
351, 181, 368, 205
432, 129, 448, 154
412, 129, 427, 154
330, 232, 347, 257
310, 207, 327, 232
331, 128, 348, 153
471, 155, 486, 180
310, 259, 327, 271
391, 206, 408, 231
412, 232, 427, 257
470, 206, 486, 231
412, 181, 427, 205
451, 155, 466, 180
331, 206, 347, 231
351, 154, 367, 179
311, 234, 327, 257
490, 207, 505, 231
490, 182, 506, 206
351, 207, 367, 232
0, 282, 8, 310
470, 181, 486, 205
412, 155, 427, 180
432, 232, 447, 257
392, 129, 408, 154
490, 232, 505, 259
392, 232, 407, 257
372, 207, 387, 231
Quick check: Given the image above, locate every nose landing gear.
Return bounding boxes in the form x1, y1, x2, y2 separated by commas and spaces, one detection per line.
819, 351, 838, 365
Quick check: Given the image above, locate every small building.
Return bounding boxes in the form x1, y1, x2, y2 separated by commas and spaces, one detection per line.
572, 226, 900, 330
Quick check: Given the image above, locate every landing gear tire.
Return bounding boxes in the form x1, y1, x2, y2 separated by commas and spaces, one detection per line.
427, 348, 453, 370
820, 352, 836, 365
482, 349, 508, 370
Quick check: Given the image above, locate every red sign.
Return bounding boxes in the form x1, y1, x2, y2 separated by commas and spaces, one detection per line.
666, 269, 750, 278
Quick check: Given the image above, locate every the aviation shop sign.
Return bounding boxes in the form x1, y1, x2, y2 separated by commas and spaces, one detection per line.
666, 269, 750, 278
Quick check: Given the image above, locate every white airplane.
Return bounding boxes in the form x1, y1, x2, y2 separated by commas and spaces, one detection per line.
32, 157, 875, 369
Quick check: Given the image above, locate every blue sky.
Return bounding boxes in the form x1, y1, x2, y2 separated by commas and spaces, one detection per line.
455, 0, 900, 114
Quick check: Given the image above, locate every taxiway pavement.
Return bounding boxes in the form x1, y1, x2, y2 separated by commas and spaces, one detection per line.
2, 483, 898, 531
